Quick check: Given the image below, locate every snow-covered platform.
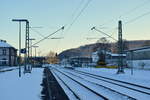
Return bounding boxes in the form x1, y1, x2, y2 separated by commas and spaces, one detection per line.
0, 68, 43, 100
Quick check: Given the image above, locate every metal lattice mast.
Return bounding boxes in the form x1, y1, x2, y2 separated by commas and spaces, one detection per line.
12, 19, 30, 76
117, 20, 124, 74
24, 21, 30, 72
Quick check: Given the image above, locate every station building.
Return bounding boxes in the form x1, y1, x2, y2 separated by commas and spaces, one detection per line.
126, 46, 150, 69
0, 40, 17, 66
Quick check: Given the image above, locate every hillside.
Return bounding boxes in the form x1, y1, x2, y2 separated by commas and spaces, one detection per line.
58, 40, 150, 60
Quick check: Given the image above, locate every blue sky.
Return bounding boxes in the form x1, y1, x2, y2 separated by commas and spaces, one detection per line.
1, 0, 150, 55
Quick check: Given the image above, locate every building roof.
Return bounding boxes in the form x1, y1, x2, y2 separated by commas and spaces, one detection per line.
0, 40, 14, 48
126, 46, 150, 52
110, 53, 126, 56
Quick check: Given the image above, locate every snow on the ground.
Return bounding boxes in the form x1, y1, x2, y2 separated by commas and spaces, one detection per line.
0, 68, 43, 100
76, 67, 150, 87
61, 68, 150, 100
54, 68, 133, 100
50, 65, 150, 100
51, 68, 103, 100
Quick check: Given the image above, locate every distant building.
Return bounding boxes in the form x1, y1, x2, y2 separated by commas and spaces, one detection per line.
0, 40, 17, 66
60, 58, 69, 65
69, 57, 92, 67
91, 51, 99, 64
126, 46, 150, 69
92, 50, 126, 66
105, 52, 126, 66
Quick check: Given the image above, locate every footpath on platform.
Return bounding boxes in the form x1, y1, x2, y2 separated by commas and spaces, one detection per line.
0, 67, 43, 100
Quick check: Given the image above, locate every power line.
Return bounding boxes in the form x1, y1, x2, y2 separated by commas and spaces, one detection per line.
65, 0, 92, 33
30, 28, 45, 38
70, 0, 85, 23
53, 30, 64, 54
102, 10, 150, 41
56, 0, 92, 53
125, 10, 150, 24
91, 27, 117, 41
98, 0, 150, 28
105, 9, 150, 38
32, 26, 65, 47
121, 0, 150, 17
70, 0, 92, 28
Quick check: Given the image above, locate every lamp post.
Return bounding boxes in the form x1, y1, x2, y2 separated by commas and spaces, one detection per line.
12, 20, 22, 77
12, 19, 30, 74
33, 46, 39, 57
29, 38, 35, 69
29, 38, 35, 57
33, 46, 39, 66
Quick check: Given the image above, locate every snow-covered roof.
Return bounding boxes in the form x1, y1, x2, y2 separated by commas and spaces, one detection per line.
111, 53, 126, 56
0, 40, 14, 48
126, 46, 150, 52
92, 51, 98, 55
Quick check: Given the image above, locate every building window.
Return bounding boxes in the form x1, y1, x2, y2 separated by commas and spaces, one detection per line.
2, 58, 7, 65
2, 49, 6, 55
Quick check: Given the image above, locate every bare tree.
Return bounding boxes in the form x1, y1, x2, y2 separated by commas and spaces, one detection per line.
96, 37, 110, 66
46, 51, 59, 64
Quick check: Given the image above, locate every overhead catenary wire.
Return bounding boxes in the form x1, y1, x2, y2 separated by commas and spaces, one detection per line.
69, 0, 85, 23
125, 10, 150, 24
98, 0, 150, 28
31, 26, 65, 47
89, 0, 150, 45
68, 0, 92, 30
94, 0, 150, 38
55, 0, 92, 53
105, 9, 150, 38
96, 9, 150, 42
30, 27, 45, 38
95, 9, 150, 44
91, 27, 117, 41
121, 0, 150, 18
65, 0, 92, 33
53, 29, 65, 54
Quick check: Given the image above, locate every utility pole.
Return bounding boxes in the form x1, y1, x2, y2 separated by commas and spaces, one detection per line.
117, 20, 124, 74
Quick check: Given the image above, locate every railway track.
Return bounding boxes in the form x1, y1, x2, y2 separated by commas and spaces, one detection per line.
44, 68, 69, 100
51, 67, 136, 100
56, 67, 150, 100
51, 68, 109, 100
69, 69, 150, 94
